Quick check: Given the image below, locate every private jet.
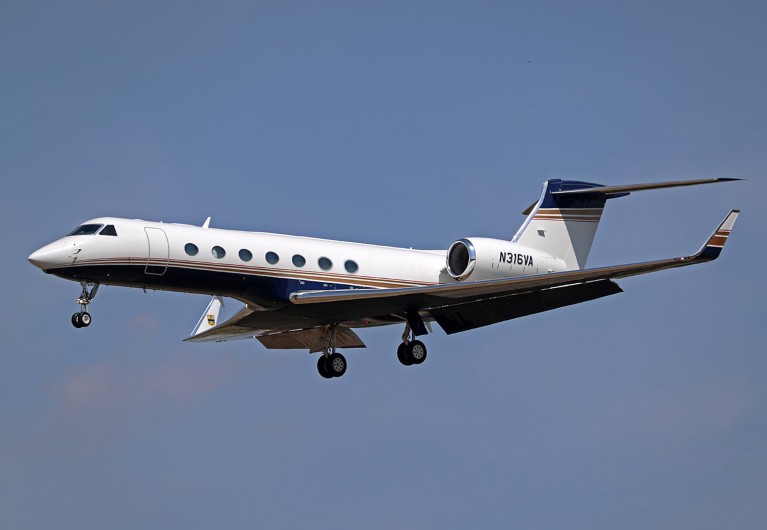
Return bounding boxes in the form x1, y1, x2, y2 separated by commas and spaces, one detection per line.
28, 178, 740, 378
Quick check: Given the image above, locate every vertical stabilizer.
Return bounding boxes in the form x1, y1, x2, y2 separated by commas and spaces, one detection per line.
512, 180, 612, 270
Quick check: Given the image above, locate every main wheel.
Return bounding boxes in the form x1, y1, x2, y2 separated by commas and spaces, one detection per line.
326, 352, 347, 377
71, 313, 83, 328
397, 342, 413, 366
406, 340, 427, 365
79, 312, 92, 327
317, 355, 333, 379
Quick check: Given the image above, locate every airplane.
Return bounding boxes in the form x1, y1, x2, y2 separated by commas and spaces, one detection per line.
28, 178, 740, 379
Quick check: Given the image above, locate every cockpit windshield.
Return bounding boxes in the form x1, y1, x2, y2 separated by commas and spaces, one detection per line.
68, 224, 104, 236
99, 225, 117, 236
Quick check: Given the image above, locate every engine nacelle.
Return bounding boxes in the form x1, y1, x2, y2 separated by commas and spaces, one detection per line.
446, 238, 567, 281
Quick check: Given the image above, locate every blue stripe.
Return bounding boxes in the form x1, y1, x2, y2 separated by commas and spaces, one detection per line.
45, 264, 374, 305
699, 245, 722, 260
539, 179, 610, 210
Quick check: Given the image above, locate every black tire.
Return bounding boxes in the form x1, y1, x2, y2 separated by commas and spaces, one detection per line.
397, 342, 413, 366
72, 313, 83, 328
406, 340, 427, 365
79, 312, 92, 327
317, 355, 333, 379
326, 352, 347, 377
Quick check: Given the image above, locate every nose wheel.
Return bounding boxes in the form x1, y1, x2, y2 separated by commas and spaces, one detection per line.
71, 281, 99, 329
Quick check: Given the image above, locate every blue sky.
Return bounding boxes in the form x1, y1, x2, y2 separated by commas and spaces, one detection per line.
2, 1, 765, 529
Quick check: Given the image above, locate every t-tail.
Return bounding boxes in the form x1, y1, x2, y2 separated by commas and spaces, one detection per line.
512, 178, 740, 270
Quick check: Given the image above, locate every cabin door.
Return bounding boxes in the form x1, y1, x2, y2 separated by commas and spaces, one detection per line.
144, 227, 169, 275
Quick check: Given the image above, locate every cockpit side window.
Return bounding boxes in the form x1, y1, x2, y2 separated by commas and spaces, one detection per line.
99, 225, 118, 236
68, 224, 103, 236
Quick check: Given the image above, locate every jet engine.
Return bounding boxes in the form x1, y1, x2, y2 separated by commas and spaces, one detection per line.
445, 238, 566, 282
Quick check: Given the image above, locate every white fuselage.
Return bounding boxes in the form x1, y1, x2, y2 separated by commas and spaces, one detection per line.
28, 217, 567, 307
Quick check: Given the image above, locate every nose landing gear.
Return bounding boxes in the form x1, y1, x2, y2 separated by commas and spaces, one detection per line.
72, 281, 99, 328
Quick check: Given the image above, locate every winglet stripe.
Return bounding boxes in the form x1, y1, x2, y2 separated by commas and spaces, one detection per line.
697, 210, 739, 260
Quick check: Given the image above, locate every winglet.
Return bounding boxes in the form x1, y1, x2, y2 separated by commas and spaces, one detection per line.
190, 296, 224, 337
694, 210, 740, 261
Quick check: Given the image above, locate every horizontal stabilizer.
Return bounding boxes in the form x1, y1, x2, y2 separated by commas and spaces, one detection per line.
551, 178, 740, 197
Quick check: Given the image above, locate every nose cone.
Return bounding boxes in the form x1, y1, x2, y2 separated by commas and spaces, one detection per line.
28, 241, 72, 270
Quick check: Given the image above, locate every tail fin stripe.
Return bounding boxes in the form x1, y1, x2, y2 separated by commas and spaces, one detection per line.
534, 214, 602, 220
514, 179, 608, 269
534, 208, 603, 222
533, 217, 601, 223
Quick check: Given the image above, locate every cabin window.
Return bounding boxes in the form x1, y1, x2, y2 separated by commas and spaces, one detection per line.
318, 257, 333, 270
344, 260, 359, 273
265, 251, 279, 265
239, 249, 253, 262
99, 225, 118, 236
185, 243, 199, 256
69, 224, 103, 236
292, 254, 306, 267
211, 246, 226, 259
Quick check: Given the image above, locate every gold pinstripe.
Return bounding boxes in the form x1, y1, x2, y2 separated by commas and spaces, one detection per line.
66, 257, 436, 289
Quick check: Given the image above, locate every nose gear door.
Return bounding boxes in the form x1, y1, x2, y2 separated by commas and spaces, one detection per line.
144, 227, 169, 275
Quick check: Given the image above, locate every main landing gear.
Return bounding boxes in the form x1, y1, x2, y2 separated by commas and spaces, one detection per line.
397, 324, 428, 367
397, 340, 427, 366
316, 324, 348, 379
314, 322, 429, 379
72, 281, 99, 329
317, 351, 347, 379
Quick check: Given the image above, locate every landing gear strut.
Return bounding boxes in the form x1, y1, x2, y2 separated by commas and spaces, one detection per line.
397, 324, 427, 366
316, 324, 347, 379
72, 281, 99, 328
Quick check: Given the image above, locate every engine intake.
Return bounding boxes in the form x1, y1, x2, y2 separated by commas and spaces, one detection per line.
446, 239, 476, 280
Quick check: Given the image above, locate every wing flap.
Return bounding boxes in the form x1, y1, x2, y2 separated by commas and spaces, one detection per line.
257, 326, 366, 351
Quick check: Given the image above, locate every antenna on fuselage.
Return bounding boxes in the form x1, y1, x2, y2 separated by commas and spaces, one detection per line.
202, 217, 211, 229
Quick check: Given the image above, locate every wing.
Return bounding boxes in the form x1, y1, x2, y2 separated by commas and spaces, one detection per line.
187, 210, 738, 344
288, 210, 740, 333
